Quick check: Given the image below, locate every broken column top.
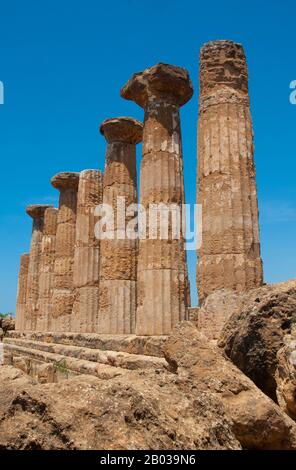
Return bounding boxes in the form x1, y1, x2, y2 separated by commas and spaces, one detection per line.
26, 204, 52, 219
51, 172, 80, 191
80, 169, 103, 180
20, 253, 30, 262
120, 63, 194, 108
200, 40, 248, 95
100, 117, 143, 144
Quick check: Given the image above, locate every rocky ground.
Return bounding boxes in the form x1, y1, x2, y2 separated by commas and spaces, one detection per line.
0, 280, 296, 450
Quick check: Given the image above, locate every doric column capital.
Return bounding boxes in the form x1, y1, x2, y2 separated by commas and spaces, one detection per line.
100, 117, 143, 144
26, 204, 52, 219
120, 63, 193, 108
51, 172, 80, 191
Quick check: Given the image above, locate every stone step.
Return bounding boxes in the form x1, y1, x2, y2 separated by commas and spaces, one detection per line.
6, 331, 167, 358
4, 337, 168, 371
4, 342, 128, 382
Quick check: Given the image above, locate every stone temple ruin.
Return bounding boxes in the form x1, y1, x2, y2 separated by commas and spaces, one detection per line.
5, 40, 263, 382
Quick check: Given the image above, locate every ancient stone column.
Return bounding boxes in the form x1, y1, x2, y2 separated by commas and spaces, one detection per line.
121, 64, 193, 335
72, 169, 103, 333
51, 172, 79, 332
197, 40, 263, 304
15, 253, 30, 331
98, 117, 142, 334
37, 207, 58, 332
25, 205, 51, 331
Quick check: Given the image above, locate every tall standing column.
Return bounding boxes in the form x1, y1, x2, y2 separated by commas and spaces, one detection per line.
51, 172, 79, 332
121, 64, 193, 335
37, 207, 58, 332
72, 169, 103, 333
197, 40, 263, 304
98, 117, 142, 334
15, 253, 30, 331
25, 205, 51, 331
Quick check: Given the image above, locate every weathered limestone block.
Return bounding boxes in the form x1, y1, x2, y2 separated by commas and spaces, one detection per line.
51, 172, 79, 332
37, 363, 55, 384
276, 327, 296, 421
218, 279, 296, 401
99, 117, 142, 334
72, 169, 103, 333
197, 40, 263, 304
25, 205, 51, 331
198, 289, 242, 340
15, 253, 30, 331
121, 63, 193, 335
6, 330, 167, 358
37, 207, 58, 332
12, 355, 30, 375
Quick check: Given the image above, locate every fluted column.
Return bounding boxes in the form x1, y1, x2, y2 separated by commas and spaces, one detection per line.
51, 172, 79, 332
15, 253, 30, 331
72, 169, 103, 333
121, 63, 193, 335
197, 40, 263, 304
37, 207, 58, 332
25, 205, 51, 331
98, 117, 142, 334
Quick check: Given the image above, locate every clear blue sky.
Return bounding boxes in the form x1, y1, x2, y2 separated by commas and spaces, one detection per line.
0, 0, 295, 312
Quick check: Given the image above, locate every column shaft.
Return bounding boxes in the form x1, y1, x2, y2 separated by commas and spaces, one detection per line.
37, 207, 58, 331
137, 100, 187, 334
51, 173, 79, 332
25, 205, 51, 331
99, 118, 142, 334
121, 63, 193, 335
197, 41, 263, 304
72, 170, 103, 333
15, 253, 30, 331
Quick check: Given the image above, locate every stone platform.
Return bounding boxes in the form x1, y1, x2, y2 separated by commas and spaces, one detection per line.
3, 331, 168, 383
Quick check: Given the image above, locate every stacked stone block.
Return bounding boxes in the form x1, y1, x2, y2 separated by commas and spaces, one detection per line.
15, 253, 30, 331
25, 205, 51, 331
121, 63, 193, 335
197, 40, 263, 304
51, 172, 79, 332
99, 117, 142, 334
37, 207, 58, 332
72, 169, 103, 333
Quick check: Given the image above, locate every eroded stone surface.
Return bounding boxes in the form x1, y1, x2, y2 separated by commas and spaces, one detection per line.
219, 279, 296, 401
121, 63, 193, 108
5, 330, 167, 358
198, 289, 242, 340
197, 40, 263, 304
0, 365, 241, 450
164, 322, 296, 450
275, 327, 296, 421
